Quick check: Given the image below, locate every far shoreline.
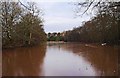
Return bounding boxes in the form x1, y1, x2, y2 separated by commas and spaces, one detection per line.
3, 41, 119, 50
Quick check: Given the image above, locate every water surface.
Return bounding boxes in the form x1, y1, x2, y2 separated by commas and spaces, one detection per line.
2, 42, 118, 76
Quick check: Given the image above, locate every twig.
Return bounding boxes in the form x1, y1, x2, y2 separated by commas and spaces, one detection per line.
82, 0, 95, 15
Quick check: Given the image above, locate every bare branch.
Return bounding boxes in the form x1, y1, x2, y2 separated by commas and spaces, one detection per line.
18, 0, 31, 11
82, 0, 95, 15
92, 0, 102, 10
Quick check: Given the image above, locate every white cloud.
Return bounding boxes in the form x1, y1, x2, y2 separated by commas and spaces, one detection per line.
1, 0, 18, 2
36, 2, 91, 33
23, 0, 113, 3
44, 16, 81, 26
23, 0, 79, 2
43, 16, 90, 33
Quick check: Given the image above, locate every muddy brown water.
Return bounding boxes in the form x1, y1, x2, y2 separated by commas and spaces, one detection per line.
2, 42, 119, 76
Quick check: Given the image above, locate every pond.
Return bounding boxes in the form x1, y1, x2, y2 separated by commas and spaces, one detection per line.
2, 42, 118, 76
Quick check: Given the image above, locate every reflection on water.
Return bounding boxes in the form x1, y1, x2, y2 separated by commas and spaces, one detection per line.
2, 44, 46, 76
2, 42, 118, 76
0, 50, 2, 77
59, 43, 118, 76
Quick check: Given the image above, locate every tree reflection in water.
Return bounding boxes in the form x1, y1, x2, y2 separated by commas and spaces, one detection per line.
2, 42, 119, 76
60, 43, 118, 76
2, 44, 46, 76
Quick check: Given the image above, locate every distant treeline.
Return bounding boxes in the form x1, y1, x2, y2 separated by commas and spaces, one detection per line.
1, 2, 46, 48
64, 2, 120, 44
47, 32, 64, 41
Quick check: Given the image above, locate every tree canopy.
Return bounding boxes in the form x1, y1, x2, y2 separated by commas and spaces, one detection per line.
64, 1, 120, 45
0, 1, 46, 48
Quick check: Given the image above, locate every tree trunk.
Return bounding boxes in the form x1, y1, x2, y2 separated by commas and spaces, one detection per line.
28, 33, 32, 45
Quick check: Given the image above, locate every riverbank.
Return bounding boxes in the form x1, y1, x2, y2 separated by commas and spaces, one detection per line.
2, 42, 46, 49
47, 41, 65, 44
3, 40, 119, 49
65, 41, 120, 46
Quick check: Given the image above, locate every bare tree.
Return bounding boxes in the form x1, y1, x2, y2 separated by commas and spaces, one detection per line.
0, 1, 23, 46
76, 0, 120, 15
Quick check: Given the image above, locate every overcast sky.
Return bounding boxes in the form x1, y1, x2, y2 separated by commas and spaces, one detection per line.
21, 0, 93, 33
38, 2, 93, 33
